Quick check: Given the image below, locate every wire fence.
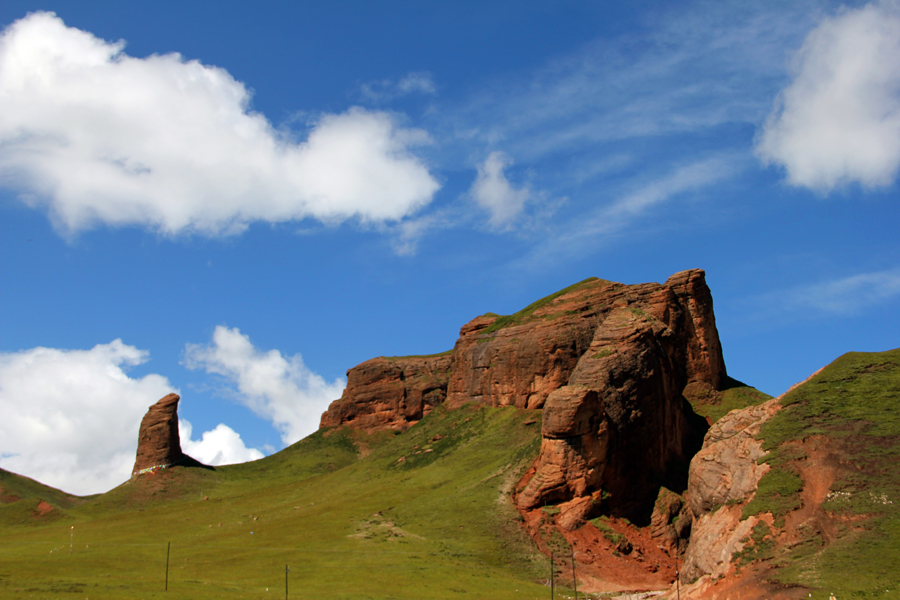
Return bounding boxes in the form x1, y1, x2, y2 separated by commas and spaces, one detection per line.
0, 539, 599, 600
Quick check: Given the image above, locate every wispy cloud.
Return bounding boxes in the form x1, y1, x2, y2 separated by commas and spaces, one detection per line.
521, 156, 738, 267
442, 2, 822, 164
469, 151, 531, 229
756, 0, 900, 192
406, 2, 827, 261
359, 71, 437, 102
749, 267, 900, 319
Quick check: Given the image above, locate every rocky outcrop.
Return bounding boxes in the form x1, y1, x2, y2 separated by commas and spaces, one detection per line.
687, 399, 780, 517
517, 386, 609, 511
649, 487, 692, 554
320, 354, 451, 432
132, 393, 186, 476
516, 270, 722, 520
320, 269, 725, 520
679, 398, 781, 582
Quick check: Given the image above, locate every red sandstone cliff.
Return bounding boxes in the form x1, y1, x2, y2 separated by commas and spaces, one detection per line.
319, 268, 725, 519
320, 354, 451, 432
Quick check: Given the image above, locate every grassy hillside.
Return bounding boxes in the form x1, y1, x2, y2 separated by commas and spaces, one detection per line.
742, 348, 900, 596
0, 468, 88, 527
690, 375, 773, 424
0, 404, 551, 600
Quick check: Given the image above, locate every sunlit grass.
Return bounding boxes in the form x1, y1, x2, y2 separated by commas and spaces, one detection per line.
0, 404, 555, 599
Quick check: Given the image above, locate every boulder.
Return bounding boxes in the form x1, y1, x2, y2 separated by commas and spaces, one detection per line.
648, 487, 692, 553
517, 386, 609, 508
687, 399, 780, 517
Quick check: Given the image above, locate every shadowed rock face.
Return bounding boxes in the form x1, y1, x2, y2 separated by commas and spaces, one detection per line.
320, 268, 725, 520
132, 393, 184, 476
515, 270, 721, 521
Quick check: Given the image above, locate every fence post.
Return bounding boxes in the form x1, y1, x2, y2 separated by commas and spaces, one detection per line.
550, 551, 554, 600
165, 542, 171, 591
69, 526, 74, 555
285, 564, 290, 600
571, 549, 577, 600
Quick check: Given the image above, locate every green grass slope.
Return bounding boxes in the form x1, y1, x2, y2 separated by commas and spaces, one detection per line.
0, 404, 550, 600
690, 375, 773, 425
0, 468, 88, 527
743, 348, 900, 597
480, 276, 603, 335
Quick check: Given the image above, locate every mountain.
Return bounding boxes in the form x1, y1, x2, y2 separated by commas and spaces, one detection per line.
323, 269, 732, 526
0, 269, 895, 599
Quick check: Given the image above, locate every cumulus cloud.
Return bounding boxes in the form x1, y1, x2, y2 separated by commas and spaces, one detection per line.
470, 152, 531, 228
756, 1, 900, 191
0, 339, 263, 495
179, 420, 263, 466
184, 326, 346, 445
0, 340, 173, 495
0, 12, 439, 236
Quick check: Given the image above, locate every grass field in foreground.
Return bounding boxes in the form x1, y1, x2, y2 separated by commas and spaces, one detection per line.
0, 404, 558, 600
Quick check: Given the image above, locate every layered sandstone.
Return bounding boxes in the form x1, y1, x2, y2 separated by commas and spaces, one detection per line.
320, 354, 452, 432
132, 393, 186, 476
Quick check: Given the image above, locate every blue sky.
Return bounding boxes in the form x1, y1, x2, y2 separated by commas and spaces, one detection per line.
1, 0, 899, 495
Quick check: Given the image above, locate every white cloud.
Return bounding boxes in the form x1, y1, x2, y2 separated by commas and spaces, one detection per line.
0, 340, 174, 495
184, 326, 346, 446
0, 12, 439, 236
756, 1, 900, 191
179, 420, 263, 466
470, 152, 531, 228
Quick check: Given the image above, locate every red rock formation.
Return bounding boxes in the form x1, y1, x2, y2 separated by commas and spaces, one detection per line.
445, 278, 620, 410
320, 269, 725, 521
515, 270, 723, 521
132, 393, 185, 476
320, 354, 451, 432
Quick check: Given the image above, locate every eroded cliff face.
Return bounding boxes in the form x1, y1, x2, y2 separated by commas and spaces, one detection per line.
320, 354, 451, 432
320, 268, 726, 521
515, 269, 723, 521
